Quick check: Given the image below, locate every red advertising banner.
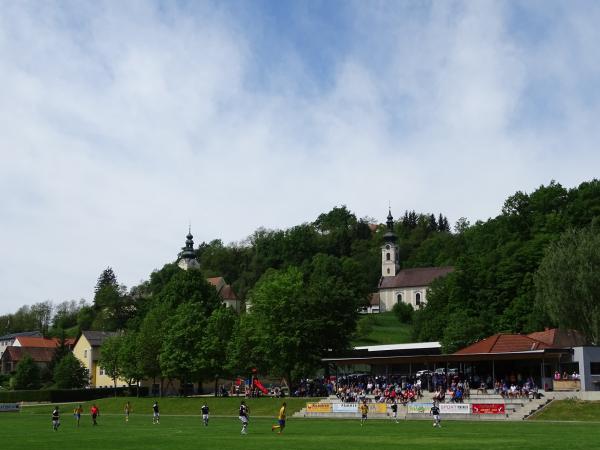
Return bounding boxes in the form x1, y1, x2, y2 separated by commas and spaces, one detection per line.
472, 403, 505, 414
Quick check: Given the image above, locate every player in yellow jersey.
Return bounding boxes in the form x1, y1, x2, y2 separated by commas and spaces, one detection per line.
73, 404, 83, 428
360, 401, 369, 426
271, 402, 287, 434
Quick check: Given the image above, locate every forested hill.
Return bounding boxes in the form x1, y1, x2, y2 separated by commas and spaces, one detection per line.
2, 180, 600, 352
412, 180, 600, 351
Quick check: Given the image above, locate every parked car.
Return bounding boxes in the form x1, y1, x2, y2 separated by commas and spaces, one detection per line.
415, 370, 432, 378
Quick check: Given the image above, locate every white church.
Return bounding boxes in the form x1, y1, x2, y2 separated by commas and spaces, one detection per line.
373, 210, 454, 313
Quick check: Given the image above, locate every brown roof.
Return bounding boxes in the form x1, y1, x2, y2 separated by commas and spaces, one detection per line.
527, 329, 588, 347
454, 334, 552, 355
15, 337, 59, 348
219, 284, 238, 300
2, 346, 55, 363
369, 293, 380, 306
379, 267, 454, 289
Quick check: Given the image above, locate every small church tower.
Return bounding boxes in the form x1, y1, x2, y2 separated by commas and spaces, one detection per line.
381, 209, 399, 277
177, 227, 200, 270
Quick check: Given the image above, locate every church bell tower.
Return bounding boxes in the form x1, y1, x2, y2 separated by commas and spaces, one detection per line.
177, 227, 200, 270
381, 209, 399, 277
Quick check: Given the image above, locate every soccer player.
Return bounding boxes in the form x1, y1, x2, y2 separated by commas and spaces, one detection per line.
90, 404, 99, 426
430, 402, 441, 428
153, 401, 160, 424
239, 400, 249, 434
359, 400, 368, 426
271, 402, 286, 434
73, 404, 83, 428
124, 401, 132, 423
391, 400, 398, 423
201, 403, 209, 426
52, 406, 60, 431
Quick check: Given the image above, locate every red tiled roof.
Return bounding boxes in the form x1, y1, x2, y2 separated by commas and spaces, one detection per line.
219, 284, 238, 300
14, 337, 59, 348
454, 334, 551, 355
207, 277, 225, 287
3, 346, 55, 363
379, 267, 454, 289
527, 329, 588, 347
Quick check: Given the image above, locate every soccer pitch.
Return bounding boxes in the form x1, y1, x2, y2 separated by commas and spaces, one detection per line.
1, 413, 598, 450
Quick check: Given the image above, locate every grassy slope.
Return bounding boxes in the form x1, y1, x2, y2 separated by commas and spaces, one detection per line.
20, 396, 320, 417
352, 312, 413, 346
2, 414, 600, 450
531, 399, 600, 421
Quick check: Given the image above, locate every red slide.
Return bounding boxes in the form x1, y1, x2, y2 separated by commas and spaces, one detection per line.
253, 378, 269, 394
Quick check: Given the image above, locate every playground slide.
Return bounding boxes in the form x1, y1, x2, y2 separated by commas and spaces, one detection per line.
253, 378, 269, 394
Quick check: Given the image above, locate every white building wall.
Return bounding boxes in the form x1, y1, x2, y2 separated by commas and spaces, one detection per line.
379, 286, 429, 312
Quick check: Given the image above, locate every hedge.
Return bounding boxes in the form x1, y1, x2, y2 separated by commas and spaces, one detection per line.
0, 387, 148, 403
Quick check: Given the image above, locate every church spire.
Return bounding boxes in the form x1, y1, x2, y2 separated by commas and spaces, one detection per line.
178, 227, 200, 270
383, 208, 397, 243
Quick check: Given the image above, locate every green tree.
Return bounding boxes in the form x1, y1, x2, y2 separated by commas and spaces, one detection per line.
11, 354, 41, 390
535, 225, 600, 344
200, 306, 237, 395
159, 303, 206, 392
53, 353, 88, 389
119, 332, 145, 395
99, 336, 123, 396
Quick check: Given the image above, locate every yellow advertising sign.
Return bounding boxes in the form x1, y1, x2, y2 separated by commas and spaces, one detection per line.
367, 403, 387, 414
306, 403, 333, 413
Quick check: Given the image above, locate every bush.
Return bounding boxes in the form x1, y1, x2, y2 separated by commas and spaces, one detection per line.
392, 302, 414, 323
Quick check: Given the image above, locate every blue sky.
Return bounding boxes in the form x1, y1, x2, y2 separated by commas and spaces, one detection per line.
1, 1, 600, 314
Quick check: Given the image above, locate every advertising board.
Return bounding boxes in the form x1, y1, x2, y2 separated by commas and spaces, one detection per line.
0, 403, 19, 412
306, 403, 332, 413
332, 403, 358, 413
407, 402, 432, 414
471, 403, 505, 414
439, 403, 471, 414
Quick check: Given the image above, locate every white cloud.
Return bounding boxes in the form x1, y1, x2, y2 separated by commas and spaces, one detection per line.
1, 1, 599, 313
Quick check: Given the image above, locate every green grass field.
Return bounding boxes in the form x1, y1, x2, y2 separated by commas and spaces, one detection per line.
352, 312, 412, 346
3, 398, 600, 450
532, 399, 600, 421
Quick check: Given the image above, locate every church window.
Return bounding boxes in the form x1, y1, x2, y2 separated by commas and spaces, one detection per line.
386, 253, 391, 261
397, 293, 402, 303
386, 245, 390, 250
415, 292, 421, 306
387, 268, 390, 274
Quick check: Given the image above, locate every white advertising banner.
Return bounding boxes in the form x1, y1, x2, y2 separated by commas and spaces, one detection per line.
332, 403, 358, 413
439, 403, 471, 414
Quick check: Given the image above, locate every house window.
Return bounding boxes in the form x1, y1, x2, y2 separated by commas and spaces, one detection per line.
386, 253, 391, 261
415, 292, 421, 306
397, 293, 402, 303
84, 350, 87, 358
591, 362, 600, 375
99, 368, 105, 376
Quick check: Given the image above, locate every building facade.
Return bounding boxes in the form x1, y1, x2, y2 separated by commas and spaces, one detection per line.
72, 330, 127, 388
376, 209, 453, 312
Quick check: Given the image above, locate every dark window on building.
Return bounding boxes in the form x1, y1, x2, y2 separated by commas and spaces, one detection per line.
397, 293, 402, 302
386, 253, 390, 261
591, 362, 600, 375
415, 292, 421, 306
387, 268, 390, 274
